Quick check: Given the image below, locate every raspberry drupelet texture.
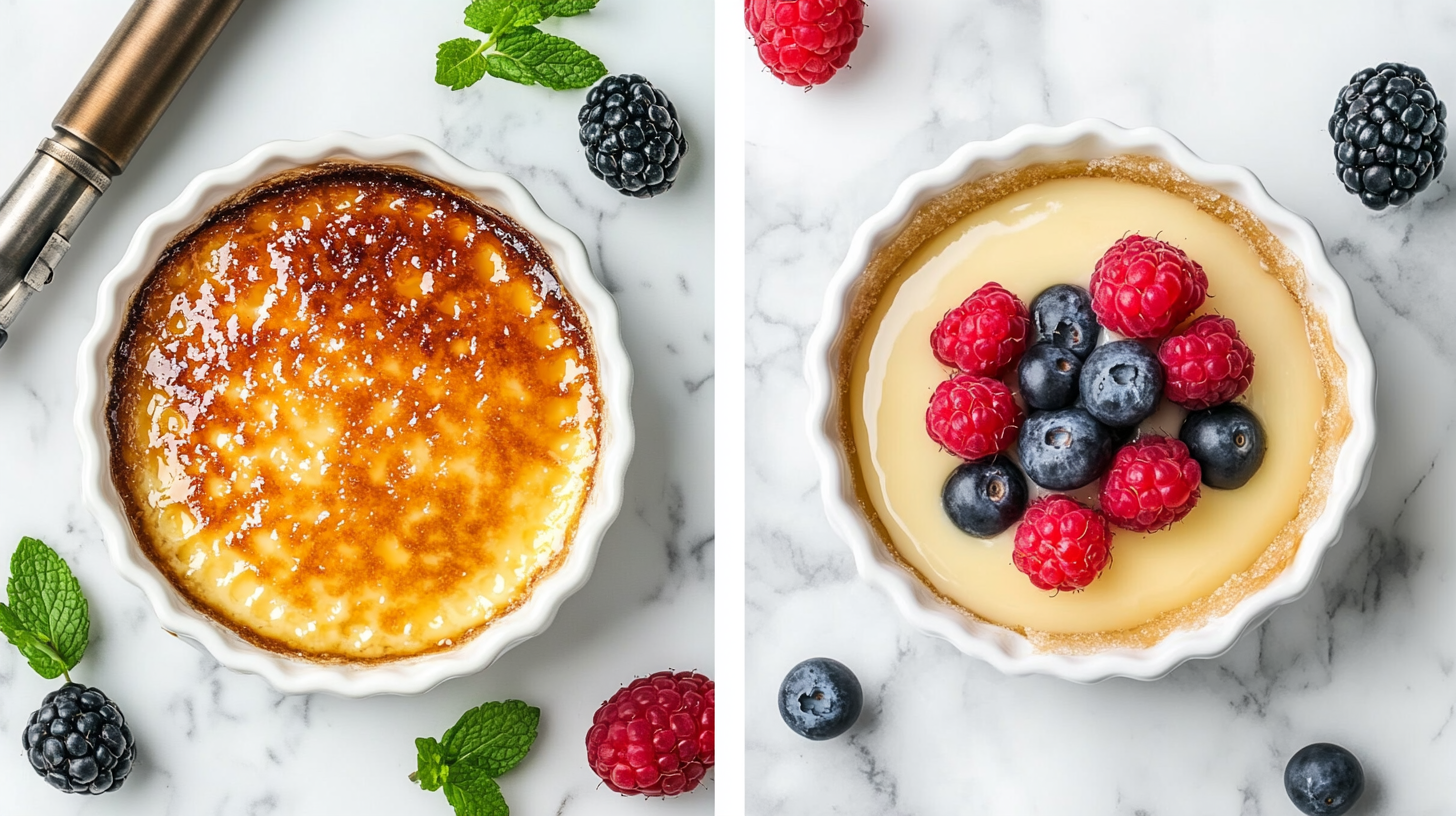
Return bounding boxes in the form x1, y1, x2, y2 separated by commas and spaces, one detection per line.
1159, 315, 1255, 410
745, 0, 865, 87
1090, 235, 1209, 339
930, 281, 1031, 378
1099, 437, 1203, 533
586, 671, 714, 797
925, 374, 1022, 461
1012, 495, 1113, 592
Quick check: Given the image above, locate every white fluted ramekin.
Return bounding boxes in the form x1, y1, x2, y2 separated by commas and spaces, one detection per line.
804, 120, 1377, 683
75, 133, 634, 696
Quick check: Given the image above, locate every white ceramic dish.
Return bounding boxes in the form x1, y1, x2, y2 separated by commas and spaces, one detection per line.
75, 133, 634, 697
804, 119, 1377, 683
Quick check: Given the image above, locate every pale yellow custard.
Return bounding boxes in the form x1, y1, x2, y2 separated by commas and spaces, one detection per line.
108, 165, 600, 662
843, 159, 1350, 652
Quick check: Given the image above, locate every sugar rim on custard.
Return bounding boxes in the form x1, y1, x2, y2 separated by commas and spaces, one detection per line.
836, 156, 1352, 654
104, 161, 601, 665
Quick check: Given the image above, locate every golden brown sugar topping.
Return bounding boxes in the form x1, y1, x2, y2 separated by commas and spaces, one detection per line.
107, 164, 600, 661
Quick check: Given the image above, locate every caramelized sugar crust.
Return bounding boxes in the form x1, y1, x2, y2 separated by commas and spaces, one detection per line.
107, 164, 600, 662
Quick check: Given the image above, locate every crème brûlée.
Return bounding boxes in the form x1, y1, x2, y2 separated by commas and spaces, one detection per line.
843, 157, 1352, 653
107, 163, 600, 663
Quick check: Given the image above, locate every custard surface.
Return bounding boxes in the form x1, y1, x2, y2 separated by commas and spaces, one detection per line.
108, 165, 599, 661
846, 165, 1347, 651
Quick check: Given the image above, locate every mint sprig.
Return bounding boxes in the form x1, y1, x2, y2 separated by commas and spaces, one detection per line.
436, 0, 607, 91
0, 537, 90, 682
413, 700, 540, 816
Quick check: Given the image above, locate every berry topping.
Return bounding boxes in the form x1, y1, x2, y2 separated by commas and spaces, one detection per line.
1017, 408, 1115, 491
925, 374, 1022, 461
1284, 743, 1365, 816
579, 74, 688, 198
1181, 404, 1267, 489
941, 456, 1029, 538
745, 0, 866, 87
23, 684, 135, 795
1030, 284, 1101, 359
1090, 235, 1209, 338
1099, 437, 1202, 532
1158, 315, 1255, 410
1330, 62, 1446, 210
778, 658, 863, 740
586, 671, 714, 797
1012, 495, 1113, 592
1018, 342, 1083, 411
1080, 340, 1165, 428
930, 281, 1031, 378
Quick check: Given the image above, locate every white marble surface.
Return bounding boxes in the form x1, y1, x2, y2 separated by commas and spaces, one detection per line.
0, 1, 713, 813
746, 1, 1456, 813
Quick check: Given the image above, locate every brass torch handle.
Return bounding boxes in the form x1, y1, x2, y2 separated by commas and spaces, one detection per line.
0, 0, 244, 350
53, 0, 245, 175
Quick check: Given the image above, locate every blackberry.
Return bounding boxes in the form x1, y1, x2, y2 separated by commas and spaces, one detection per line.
22, 683, 136, 794
1330, 62, 1447, 210
578, 74, 688, 198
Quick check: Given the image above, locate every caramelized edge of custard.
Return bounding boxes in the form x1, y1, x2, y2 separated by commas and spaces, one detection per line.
104, 161, 602, 664
836, 156, 1353, 655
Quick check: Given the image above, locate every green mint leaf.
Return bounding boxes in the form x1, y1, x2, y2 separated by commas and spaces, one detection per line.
436, 38, 490, 90
7, 537, 88, 673
539, 0, 600, 16
0, 602, 68, 680
441, 700, 540, 775
444, 771, 508, 816
415, 737, 448, 792
464, 0, 543, 35
491, 28, 607, 91
483, 54, 542, 87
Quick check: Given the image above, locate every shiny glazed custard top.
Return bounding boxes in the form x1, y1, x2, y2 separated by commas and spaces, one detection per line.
108, 165, 600, 662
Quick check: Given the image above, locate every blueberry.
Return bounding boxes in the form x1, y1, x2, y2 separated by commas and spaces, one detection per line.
1284, 743, 1364, 816
1079, 340, 1164, 428
941, 456, 1029, 537
1018, 408, 1115, 490
1180, 404, 1266, 489
1019, 343, 1082, 411
1030, 284, 1101, 359
779, 658, 863, 740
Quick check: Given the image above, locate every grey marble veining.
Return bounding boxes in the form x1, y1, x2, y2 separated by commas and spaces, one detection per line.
0, 1, 713, 813
746, 1, 1456, 812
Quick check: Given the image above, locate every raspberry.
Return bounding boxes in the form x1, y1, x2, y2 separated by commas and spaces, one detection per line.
1012, 495, 1113, 592
586, 671, 714, 797
1158, 315, 1255, 410
1090, 235, 1209, 339
925, 374, 1021, 461
930, 281, 1030, 378
745, 0, 865, 87
1099, 437, 1202, 532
